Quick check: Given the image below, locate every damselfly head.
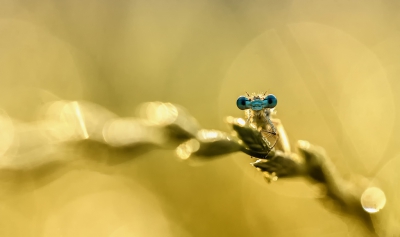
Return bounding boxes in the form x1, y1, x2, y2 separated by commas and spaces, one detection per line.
236, 92, 277, 111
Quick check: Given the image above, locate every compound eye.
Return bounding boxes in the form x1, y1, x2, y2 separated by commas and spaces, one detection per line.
264, 94, 277, 108
236, 96, 250, 110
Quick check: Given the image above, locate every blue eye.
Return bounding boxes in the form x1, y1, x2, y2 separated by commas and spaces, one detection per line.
264, 94, 277, 108
237, 96, 250, 110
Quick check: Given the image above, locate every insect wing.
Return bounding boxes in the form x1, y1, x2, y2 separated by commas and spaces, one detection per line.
261, 122, 279, 150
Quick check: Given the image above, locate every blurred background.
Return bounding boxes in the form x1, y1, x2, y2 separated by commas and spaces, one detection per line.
0, 0, 400, 236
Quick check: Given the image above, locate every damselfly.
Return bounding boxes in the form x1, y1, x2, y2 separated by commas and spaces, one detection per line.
236, 92, 279, 151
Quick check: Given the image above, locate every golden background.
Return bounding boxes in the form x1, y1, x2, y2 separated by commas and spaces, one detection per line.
0, 0, 399, 236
